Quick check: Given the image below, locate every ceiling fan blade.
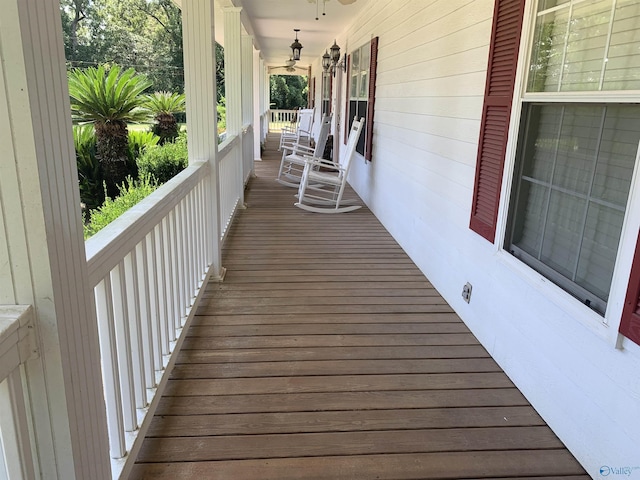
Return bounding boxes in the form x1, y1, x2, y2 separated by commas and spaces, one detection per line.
337, 0, 357, 4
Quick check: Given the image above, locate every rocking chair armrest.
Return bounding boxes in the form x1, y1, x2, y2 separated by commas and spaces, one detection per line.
292, 144, 315, 155
302, 155, 344, 171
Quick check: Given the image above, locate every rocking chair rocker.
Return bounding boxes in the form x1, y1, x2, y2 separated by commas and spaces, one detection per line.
295, 117, 365, 214
277, 113, 332, 188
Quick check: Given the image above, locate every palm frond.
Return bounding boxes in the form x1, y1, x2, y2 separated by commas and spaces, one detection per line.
68, 65, 153, 125
143, 91, 186, 116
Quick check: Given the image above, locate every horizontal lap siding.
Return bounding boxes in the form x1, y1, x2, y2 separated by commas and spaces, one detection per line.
346, 0, 493, 248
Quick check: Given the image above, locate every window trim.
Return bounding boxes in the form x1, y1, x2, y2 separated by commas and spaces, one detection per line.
489, 0, 640, 347
344, 37, 378, 160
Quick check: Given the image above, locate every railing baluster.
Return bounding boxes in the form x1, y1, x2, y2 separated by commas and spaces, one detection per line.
186, 190, 195, 308
168, 211, 180, 334
94, 277, 126, 458
146, 231, 162, 373
155, 224, 170, 356
110, 262, 137, 432
0, 369, 36, 480
136, 240, 155, 389
175, 200, 185, 323
123, 250, 146, 409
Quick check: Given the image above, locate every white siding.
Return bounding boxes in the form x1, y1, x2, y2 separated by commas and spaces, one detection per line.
339, 0, 640, 475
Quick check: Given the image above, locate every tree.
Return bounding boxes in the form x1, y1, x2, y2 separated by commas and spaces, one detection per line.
144, 91, 186, 143
269, 75, 308, 109
60, 0, 185, 93
68, 65, 152, 197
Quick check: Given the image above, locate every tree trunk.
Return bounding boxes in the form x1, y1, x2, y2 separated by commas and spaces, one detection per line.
153, 113, 178, 144
95, 120, 132, 198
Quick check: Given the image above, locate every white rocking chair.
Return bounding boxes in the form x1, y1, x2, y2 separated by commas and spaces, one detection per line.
295, 117, 364, 214
279, 108, 314, 150
277, 113, 332, 188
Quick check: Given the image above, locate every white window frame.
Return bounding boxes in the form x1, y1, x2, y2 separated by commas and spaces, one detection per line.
494, 0, 640, 346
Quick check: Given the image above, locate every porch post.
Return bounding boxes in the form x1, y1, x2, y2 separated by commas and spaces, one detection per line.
242, 34, 255, 175
253, 49, 263, 161
224, 7, 245, 205
0, 0, 110, 478
182, 0, 223, 279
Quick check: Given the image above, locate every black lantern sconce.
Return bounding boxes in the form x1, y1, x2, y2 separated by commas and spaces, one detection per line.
290, 29, 303, 61
322, 40, 347, 77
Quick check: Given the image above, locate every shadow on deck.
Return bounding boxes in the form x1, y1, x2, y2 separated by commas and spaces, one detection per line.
129, 134, 587, 479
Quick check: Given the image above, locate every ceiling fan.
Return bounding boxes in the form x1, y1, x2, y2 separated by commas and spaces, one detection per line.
307, 0, 357, 5
268, 58, 307, 73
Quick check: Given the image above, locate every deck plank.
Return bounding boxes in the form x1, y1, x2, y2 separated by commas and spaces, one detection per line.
129, 133, 586, 479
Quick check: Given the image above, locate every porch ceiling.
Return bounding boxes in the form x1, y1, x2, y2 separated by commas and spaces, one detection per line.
202, 0, 370, 70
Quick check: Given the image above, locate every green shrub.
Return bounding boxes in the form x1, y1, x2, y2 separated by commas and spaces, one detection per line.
137, 134, 188, 184
84, 176, 157, 239
128, 130, 160, 161
73, 125, 105, 211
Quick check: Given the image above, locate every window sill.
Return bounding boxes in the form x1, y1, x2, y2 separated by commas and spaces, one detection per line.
495, 248, 613, 344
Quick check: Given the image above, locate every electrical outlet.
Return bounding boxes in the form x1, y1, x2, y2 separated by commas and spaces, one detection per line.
462, 282, 472, 303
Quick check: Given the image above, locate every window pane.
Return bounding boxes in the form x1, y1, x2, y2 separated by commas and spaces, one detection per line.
350, 49, 360, 99
592, 105, 640, 206
528, 0, 640, 92
359, 46, 370, 98
507, 103, 640, 313
528, 8, 569, 92
576, 202, 625, 301
512, 180, 549, 257
538, 0, 570, 11
552, 105, 601, 194
540, 189, 586, 279
523, 105, 563, 182
603, 0, 640, 90
560, 0, 611, 91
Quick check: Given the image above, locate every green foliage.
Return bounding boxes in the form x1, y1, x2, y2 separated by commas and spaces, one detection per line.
137, 135, 188, 184
269, 75, 308, 109
84, 175, 157, 238
68, 65, 153, 124
61, 0, 185, 93
68, 65, 152, 197
73, 125, 105, 211
217, 99, 226, 135
128, 130, 160, 161
144, 91, 185, 143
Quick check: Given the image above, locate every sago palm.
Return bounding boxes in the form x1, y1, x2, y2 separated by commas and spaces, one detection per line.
68, 65, 152, 197
144, 91, 186, 144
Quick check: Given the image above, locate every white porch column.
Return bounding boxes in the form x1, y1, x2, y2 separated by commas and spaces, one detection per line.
253, 50, 263, 161
242, 34, 255, 177
224, 7, 245, 205
0, 0, 110, 478
224, 7, 243, 137
182, 0, 223, 279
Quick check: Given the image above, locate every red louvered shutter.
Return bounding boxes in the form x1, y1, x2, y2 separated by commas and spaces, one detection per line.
364, 36, 379, 161
344, 54, 351, 145
469, 0, 526, 242
620, 231, 640, 345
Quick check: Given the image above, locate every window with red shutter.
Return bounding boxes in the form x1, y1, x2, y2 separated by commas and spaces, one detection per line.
621, 233, 640, 345
497, 0, 640, 323
345, 38, 378, 158
469, 0, 525, 242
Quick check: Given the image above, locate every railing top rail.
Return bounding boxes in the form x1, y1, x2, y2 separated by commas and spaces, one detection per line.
0, 305, 35, 383
85, 161, 209, 287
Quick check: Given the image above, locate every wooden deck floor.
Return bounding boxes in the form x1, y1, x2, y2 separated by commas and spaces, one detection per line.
129, 135, 588, 479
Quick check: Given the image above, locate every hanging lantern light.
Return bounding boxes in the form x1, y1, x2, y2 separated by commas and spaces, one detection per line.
322, 50, 331, 72
290, 29, 303, 61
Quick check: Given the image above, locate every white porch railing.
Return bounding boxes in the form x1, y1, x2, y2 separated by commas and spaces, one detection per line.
269, 109, 298, 131
83, 131, 248, 478
0, 305, 36, 480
